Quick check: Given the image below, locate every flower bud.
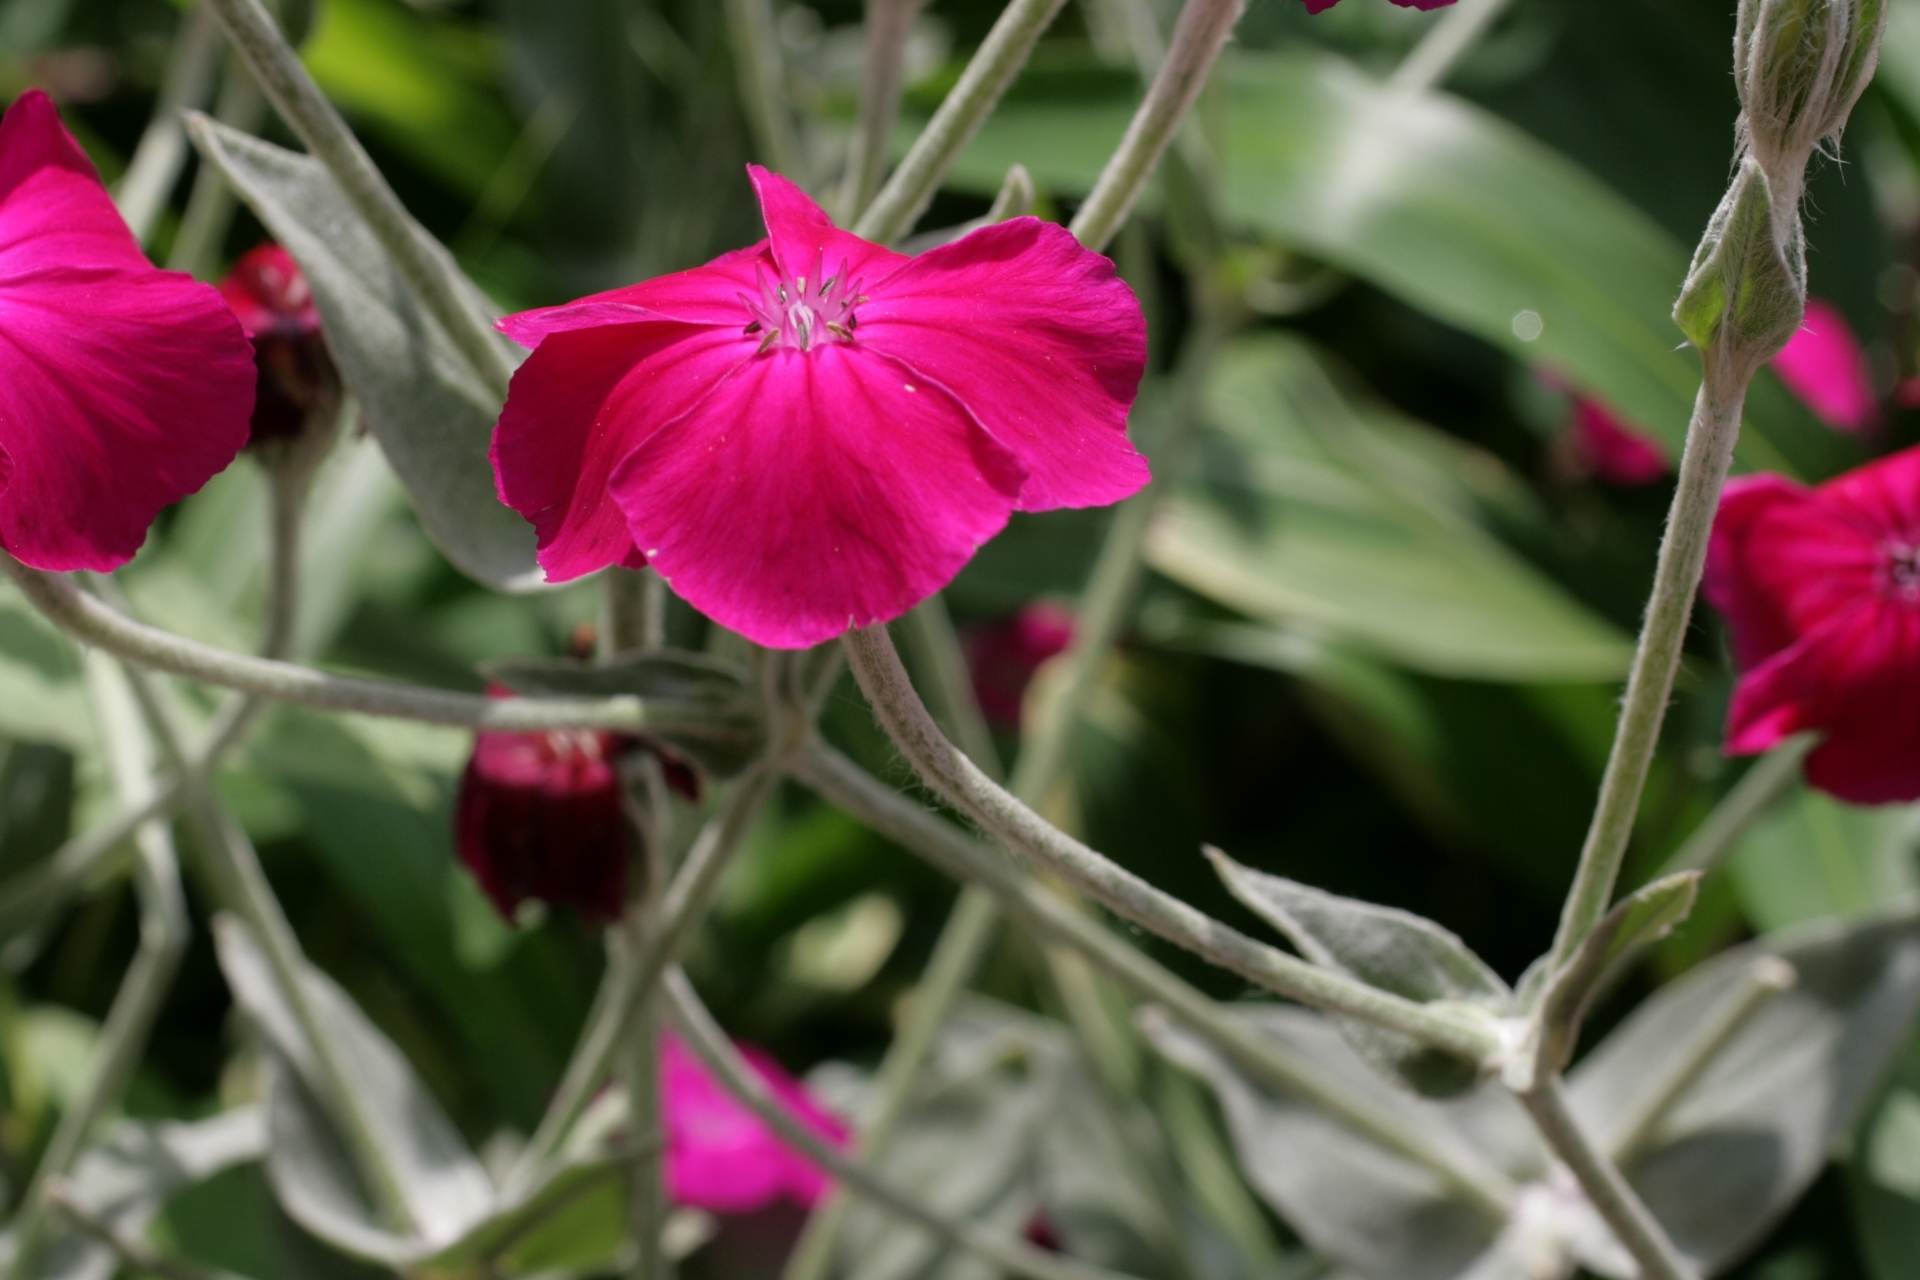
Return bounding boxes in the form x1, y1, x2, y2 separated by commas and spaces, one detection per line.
218, 244, 341, 447
1735, 0, 1886, 193
1674, 158, 1806, 362
455, 722, 635, 924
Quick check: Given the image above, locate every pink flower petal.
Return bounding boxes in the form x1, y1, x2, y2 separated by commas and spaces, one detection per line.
1726, 598, 1920, 804
491, 321, 749, 580
499, 243, 774, 344
0, 91, 254, 571
1568, 397, 1668, 485
856, 217, 1150, 510
662, 1033, 846, 1214
1770, 297, 1879, 433
611, 342, 1026, 647
746, 165, 907, 295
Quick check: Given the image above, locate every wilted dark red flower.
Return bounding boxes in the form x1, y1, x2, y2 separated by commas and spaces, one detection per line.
1568, 397, 1669, 486
455, 721, 634, 923
0, 89, 254, 571
1705, 445, 1920, 803
218, 243, 340, 445
965, 602, 1075, 729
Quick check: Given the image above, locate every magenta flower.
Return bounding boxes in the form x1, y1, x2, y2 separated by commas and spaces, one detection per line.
491, 166, 1148, 648
219, 243, 339, 445
455, 712, 634, 923
1771, 297, 1879, 433
1704, 445, 1920, 803
661, 1031, 847, 1213
0, 90, 254, 571
965, 601, 1075, 729
1568, 396, 1669, 486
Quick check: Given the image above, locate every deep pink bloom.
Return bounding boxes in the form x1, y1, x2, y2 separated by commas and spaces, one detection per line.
219, 243, 339, 445
455, 715, 633, 923
491, 166, 1148, 648
1568, 396, 1670, 486
965, 601, 1075, 728
0, 90, 254, 570
1704, 445, 1920, 803
662, 1031, 847, 1213
1771, 297, 1879, 433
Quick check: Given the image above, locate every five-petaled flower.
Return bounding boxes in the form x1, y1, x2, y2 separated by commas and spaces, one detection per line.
0, 90, 254, 571
1705, 445, 1920, 803
455, 714, 635, 923
491, 166, 1148, 649
1771, 297, 1878, 433
219, 243, 340, 445
662, 1031, 846, 1213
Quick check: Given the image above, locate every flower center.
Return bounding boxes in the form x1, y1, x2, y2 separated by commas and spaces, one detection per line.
1884, 542, 1920, 600
742, 251, 864, 353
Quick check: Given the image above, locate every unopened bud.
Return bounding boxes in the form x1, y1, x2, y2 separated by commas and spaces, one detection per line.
1674, 158, 1806, 361
218, 243, 341, 449
1735, 0, 1886, 195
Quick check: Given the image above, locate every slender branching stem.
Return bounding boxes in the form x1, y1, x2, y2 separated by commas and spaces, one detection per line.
1544, 350, 1754, 982
855, 0, 1070, 244
4, 660, 193, 1280
663, 968, 1149, 1280
1387, 0, 1517, 95
1, 557, 744, 737
198, 0, 515, 397
116, 2, 224, 245
509, 763, 782, 1188
837, 0, 928, 224
724, 0, 804, 178
1069, 0, 1245, 254
792, 741, 1518, 1213
167, 50, 267, 278
840, 627, 1500, 1059
1655, 737, 1812, 879
1519, 1078, 1696, 1280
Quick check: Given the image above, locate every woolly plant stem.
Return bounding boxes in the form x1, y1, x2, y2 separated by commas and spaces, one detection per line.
1543, 351, 1752, 981
840, 625, 1499, 1060
791, 741, 1518, 1213
855, 0, 1071, 244
663, 969, 1148, 1280
1519, 1079, 1695, 1280
1068, 0, 1246, 255
1, 557, 744, 737
199, 0, 515, 397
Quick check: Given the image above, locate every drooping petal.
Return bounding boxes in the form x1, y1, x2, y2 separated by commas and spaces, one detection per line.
1770, 297, 1879, 433
611, 343, 1026, 648
746, 165, 907, 294
499, 243, 773, 344
855, 216, 1149, 511
492, 320, 750, 580
1725, 598, 1920, 803
0, 91, 255, 571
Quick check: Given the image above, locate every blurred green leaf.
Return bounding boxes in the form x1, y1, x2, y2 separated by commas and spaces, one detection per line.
1146, 334, 1632, 681
1729, 785, 1920, 933
188, 118, 542, 593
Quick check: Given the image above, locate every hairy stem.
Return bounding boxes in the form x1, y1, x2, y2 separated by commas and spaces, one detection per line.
2, 557, 746, 737
199, 0, 515, 397
792, 741, 1518, 1214
855, 0, 1070, 244
1544, 350, 1753, 982
1069, 0, 1245, 254
664, 969, 1149, 1280
1519, 1077, 1695, 1280
841, 627, 1501, 1059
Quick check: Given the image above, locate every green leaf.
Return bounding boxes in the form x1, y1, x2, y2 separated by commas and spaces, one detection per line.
1145, 334, 1632, 681
1729, 783, 1920, 932
186, 118, 540, 593
1208, 847, 1508, 1097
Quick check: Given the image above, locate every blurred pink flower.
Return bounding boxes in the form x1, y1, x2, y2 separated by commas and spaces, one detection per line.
491, 165, 1147, 649
219, 243, 339, 445
1568, 397, 1670, 486
965, 602, 1076, 729
1771, 297, 1878, 432
0, 89, 254, 570
662, 1031, 847, 1213
1704, 445, 1920, 803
